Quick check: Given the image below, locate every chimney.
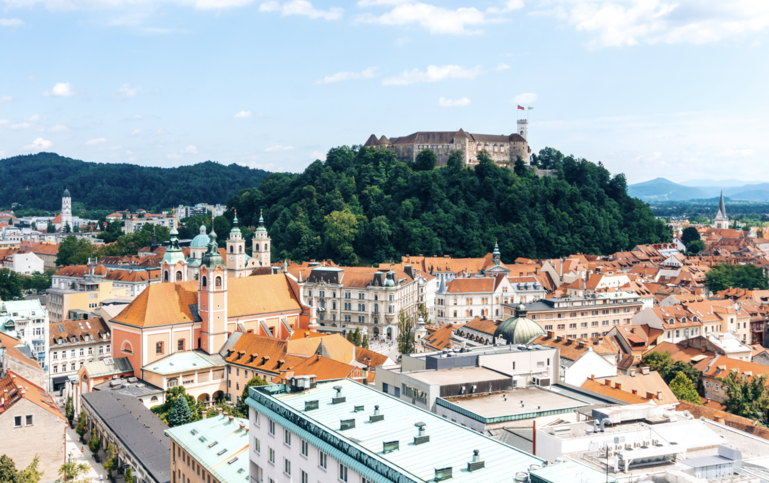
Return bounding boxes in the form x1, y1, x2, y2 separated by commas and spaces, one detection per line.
630, 369, 637, 377
657, 391, 663, 400
715, 416, 725, 424
641, 366, 650, 376
646, 391, 654, 400
547, 331, 554, 338
631, 389, 638, 395
590, 374, 595, 381
615, 382, 621, 390
604, 379, 611, 386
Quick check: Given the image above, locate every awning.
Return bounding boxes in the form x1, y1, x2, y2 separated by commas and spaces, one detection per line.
52, 376, 69, 385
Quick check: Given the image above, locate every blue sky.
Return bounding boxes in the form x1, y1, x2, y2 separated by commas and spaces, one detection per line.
1, 0, 768, 184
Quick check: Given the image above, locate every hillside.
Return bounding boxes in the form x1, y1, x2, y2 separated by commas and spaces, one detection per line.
628, 178, 708, 201
0, 153, 270, 211
227, 146, 670, 264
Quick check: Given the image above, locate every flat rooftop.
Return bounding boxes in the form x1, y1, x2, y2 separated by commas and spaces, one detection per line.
443, 387, 587, 419
404, 366, 508, 386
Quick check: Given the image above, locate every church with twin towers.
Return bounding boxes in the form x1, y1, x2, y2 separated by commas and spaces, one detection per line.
364, 119, 532, 168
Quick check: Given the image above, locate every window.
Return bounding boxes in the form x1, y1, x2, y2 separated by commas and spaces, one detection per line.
602, 320, 609, 326
284, 458, 291, 475
99, 346, 104, 354
53, 351, 58, 360
358, 293, 364, 300
53, 365, 58, 373
269, 448, 275, 464
284, 429, 291, 446
569, 323, 577, 329
156, 342, 163, 354
591, 321, 598, 327
254, 438, 261, 453
269, 420, 275, 435
71, 363, 76, 371
301, 440, 309, 457
178, 340, 185, 351
545, 325, 553, 331
581, 322, 588, 328
79, 348, 84, 357
339, 462, 348, 482
301, 470, 309, 483
14, 416, 22, 427
319, 451, 327, 469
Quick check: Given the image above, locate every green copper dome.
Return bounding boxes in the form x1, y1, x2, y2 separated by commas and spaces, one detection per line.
494, 304, 545, 345
255, 209, 267, 233
190, 224, 210, 248
163, 225, 186, 266
202, 229, 225, 269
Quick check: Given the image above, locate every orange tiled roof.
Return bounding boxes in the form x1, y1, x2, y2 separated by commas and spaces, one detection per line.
275, 355, 357, 383
532, 334, 619, 361
113, 274, 303, 328
286, 334, 354, 363
581, 378, 651, 404
445, 278, 495, 293
595, 371, 677, 405
423, 324, 464, 351
677, 400, 769, 441
354, 346, 389, 368
49, 317, 110, 346
0, 332, 40, 369
461, 317, 500, 336
0, 371, 65, 419
645, 341, 717, 371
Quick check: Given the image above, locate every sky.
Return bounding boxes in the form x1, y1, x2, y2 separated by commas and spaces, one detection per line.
1, 0, 768, 184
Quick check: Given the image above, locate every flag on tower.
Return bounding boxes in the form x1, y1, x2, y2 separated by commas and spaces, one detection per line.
517, 105, 524, 110
528, 106, 534, 110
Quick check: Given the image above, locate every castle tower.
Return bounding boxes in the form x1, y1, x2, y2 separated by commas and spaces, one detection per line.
517, 119, 528, 141
714, 190, 729, 229
226, 211, 248, 278
199, 226, 228, 354
61, 187, 73, 231
252, 210, 271, 267
162, 218, 187, 283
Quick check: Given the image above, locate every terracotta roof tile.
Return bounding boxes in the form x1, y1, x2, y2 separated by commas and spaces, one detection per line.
532, 335, 618, 361
460, 317, 500, 336
676, 400, 769, 441
595, 371, 677, 405
0, 371, 65, 420
0, 332, 40, 369
581, 379, 651, 404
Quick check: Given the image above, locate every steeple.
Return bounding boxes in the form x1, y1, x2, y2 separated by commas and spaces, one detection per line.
253, 208, 271, 268
151, 227, 158, 251
226, 209, 247, 277
203, 218, 224, 269
493, 240, 501, 266
714, 190, 729, 229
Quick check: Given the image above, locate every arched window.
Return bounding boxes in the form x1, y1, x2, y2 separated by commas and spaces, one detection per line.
229, 245, 233, 253
164, 271, 169, 282
255, 243, 260, 251
265, 243, 269, 251
239, 246, 243, 253
202, 276, 207, 288
121, 341, 133, 354
215, 276, 222, 288
176, 271, 182, 281
150, 396, 158, 402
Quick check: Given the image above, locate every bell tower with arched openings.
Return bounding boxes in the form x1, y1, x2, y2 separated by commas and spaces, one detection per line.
198, 225, 228, 354
226, 210, 248, 278
252, 209, 271, 267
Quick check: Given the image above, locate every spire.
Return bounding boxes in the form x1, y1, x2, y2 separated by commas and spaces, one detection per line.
230, 209, 241, 236
151, 226, 158, 251
719, 190, 727, 218
283, 260, 288, 273
256, 209, 267, 233
493, 239, 501, 266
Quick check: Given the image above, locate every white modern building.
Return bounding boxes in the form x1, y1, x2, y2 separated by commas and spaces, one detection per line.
2, 251, 45, 275
0, 299, 49, 375
246, 378, 549, 483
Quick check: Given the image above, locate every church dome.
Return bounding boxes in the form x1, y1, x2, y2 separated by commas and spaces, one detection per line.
493, 304, 545, 345
190, 225, 210, 248
63, 188, 70, 198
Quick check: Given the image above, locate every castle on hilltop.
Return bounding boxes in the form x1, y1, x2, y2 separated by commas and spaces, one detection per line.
364, 119, 531, 168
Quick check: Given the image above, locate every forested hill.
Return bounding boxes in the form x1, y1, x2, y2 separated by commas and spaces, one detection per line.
227, 146, 670, 264
0, 152, 270, 211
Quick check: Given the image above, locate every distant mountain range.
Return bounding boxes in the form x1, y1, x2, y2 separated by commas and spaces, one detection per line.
629, 177, 769, 202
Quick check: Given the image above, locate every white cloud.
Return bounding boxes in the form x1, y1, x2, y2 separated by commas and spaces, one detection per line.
85, 137, 107, 145
438, 97, 471, 107
543, 0, 769, 48
115, 83, 140, 98
23, 138, 52, 150
512, 92, 537, 104
48, 124, 69, 132
382, 64, 481, 85
234, 110, 252, 119
182, 145, 198, 154
259, 0, 344, 20
496, 63, 510, 71
310, 150, 326, 160
265, 145, 295, 152
44, 83, 74, 97
167, 153, 182, 159
0, 96, 12, 102
0, 18, 24, 26
486, 0, 523, 14
130, 128, 142, 135
28, 114, 41, 122
9, 122, 32, 130
317, 67, 378, 84
356, 2, 487, 35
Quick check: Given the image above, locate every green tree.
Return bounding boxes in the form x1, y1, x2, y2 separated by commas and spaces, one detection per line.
75, 411, 87, 439
46, 222, 55, 233
0, 269, 24, 300
705, 264, 769, 294
642, 352, 699, 385
65, 396, 74, 427
234, 375, 269, 417
55, 462, 90, 483
687, 239, 706, 254
719, 372, 769, 424
513, 156, 528, 176
124, 468, 134, 483
669, 372, 701, 404
681, 226, 701, 245
167, 392, 193, 427
417, 304, 430, 326
414, 149, 437, 171
446, 150, 464, 171
0, 455, 19, 483
103, 444, 117, 477
17, 455, 43, 483
56, 236, 94, 266
396, 309, 415, 355
88, 432, 100, 454
362, 335, 369, 349
323, 209, 361, 265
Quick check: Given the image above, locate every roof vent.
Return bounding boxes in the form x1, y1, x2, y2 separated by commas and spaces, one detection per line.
332, 386, 346, 404
414, 422, 429, 445
370, 405, 384, 423
354, 405, 365, 412
467, 450, 485, 472
383, 440, 399, 453
434, 467, 453, 481
208, 441, 219, 448
305, 400, 319, 411
217, 448, 228, 456
340, 419, 355, 431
